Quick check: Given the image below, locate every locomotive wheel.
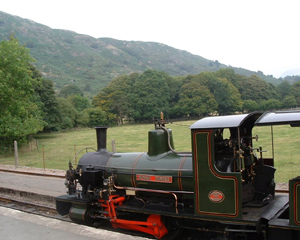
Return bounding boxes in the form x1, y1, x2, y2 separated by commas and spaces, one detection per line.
161, 217, 183, 240
84, 210, 96, 226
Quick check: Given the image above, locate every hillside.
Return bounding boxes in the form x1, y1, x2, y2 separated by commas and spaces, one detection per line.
0, 11, 280, 94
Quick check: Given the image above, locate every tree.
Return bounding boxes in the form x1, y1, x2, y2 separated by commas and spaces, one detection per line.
184, 72, 243, 114
57, 97, 78, 129
215, 68, 239, 86
0, 37, 44, 143
85, 108, 116, 127
236, 75, 281, 102
281, 95, 297, 109
290, 81, 300, 105
277, 80, 291, 99
176, 81, 217, 116
258, 99, 282, 111
94, 70, 172, 123
93, 73, 138, 124
165, 76, 183, 112
67, 94, 91, 111
129, 70, 171, 122
243, 100, 259, 112
59, 84, 84, 98
31, 65, 62, 132
205, 76, 243, 114
76, 110, 90, 127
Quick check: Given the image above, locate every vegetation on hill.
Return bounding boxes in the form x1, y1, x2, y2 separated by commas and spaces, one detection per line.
282, 75, 300, 84
0, 11, 281, 95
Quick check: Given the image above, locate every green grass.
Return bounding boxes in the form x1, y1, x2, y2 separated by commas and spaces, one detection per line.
0, 122, 299, 183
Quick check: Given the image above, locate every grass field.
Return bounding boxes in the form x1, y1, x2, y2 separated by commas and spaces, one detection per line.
0, 121, 299, 183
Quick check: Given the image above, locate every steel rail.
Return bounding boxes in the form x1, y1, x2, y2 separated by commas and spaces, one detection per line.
0, 195, 71, 222
0, 168, 65, 178
0, 195, 57, 214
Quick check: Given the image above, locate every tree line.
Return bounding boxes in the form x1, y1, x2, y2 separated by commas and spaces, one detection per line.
93, 69, 299, 123
1, 37, 299, 145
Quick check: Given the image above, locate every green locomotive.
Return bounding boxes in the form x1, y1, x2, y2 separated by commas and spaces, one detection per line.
56, 111, 300, 239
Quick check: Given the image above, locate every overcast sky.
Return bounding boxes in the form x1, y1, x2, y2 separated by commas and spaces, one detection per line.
1, 0, 299, 77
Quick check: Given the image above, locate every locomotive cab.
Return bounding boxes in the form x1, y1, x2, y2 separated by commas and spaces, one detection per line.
190, 112, 270, 219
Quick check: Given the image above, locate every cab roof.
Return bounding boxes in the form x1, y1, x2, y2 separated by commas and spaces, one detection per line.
189, 112, 262, 129
189, 111, 300, 129
255, 111, 300, 126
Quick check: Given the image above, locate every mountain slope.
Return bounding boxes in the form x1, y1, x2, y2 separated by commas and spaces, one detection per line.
0, 11, 280, 93
281, 68, 300, 78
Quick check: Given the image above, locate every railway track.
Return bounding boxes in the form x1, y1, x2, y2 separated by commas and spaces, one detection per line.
0, 168, 65, 178
0, 195, 70, 222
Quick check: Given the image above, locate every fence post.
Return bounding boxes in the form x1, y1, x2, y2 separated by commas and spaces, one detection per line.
112, 139, 116, 153
74, 144, 77, 164
14, 141, 19, 168
42, 144, 45, 171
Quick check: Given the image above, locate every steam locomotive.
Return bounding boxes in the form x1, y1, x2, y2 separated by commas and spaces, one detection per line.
56, 111, 300, 239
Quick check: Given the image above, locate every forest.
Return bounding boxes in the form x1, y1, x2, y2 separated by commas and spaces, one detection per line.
1, 37, 299, 145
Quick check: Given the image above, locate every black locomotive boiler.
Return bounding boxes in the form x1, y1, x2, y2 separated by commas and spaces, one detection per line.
56, 111, 300, 239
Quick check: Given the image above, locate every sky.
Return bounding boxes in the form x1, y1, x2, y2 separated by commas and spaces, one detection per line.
1, 0, 299, 78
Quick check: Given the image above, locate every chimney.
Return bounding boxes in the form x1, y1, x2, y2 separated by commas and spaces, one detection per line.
95, 127, 108, 151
